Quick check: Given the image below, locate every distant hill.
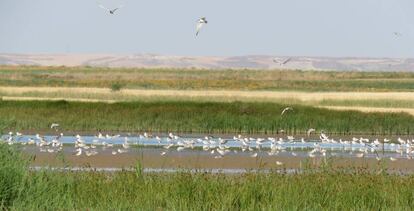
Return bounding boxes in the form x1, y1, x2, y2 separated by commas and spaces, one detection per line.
1, 53, 414, 72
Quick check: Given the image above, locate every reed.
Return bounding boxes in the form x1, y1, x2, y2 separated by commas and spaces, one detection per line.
0, 144, 413, 210
0, 100, 413, 135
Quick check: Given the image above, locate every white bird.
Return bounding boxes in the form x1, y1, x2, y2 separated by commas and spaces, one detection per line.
250, 153, 258, 158
273, 58, 292, 66
86, 151, 98, 157
50, 123, 59, 130
355, 153, 365, 158
281, 107, 293, 116
390, 157, 397, 162
75, 148, 82, 156
164, 144, 174, 149
117, 149, 128, 154
393, 32, 403, 37
160, 151, 167, 156
307, 128, 315, 137
122, 142, 130, 149
28, 138, 35, 145
196, 17, 208, 36
98, 3, 124, 15
275, 161, 284, 166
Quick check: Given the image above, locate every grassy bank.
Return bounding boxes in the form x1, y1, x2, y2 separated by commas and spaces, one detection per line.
2, 66, 414, 91
0, 100, 413, 135
1, 144, 414, 210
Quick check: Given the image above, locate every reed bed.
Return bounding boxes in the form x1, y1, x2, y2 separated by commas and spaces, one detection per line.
0, 100, 413, 135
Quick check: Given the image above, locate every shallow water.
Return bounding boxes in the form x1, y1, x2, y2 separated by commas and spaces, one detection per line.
3, 134, 414, 171
3, 134, 411, 149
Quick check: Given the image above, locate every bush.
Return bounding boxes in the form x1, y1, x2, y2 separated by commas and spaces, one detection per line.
110, 83, 123, 92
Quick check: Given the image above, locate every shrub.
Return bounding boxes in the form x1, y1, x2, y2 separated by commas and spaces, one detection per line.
110, 83, 123, 92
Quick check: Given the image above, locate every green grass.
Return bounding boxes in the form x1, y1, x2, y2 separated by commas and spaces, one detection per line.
0, 100, 413, 135
1, 144, 414, 210
2, 65, 414, 91
317, 99, 414, 108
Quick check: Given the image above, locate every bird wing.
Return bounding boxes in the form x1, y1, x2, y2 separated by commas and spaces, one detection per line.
99, 4, 110, 11
113, 4, 124, 11
393, 32, 403, 38
281, 107, 292, 115
282, 58, 292, 65
307, 129, 315, 136
196, 22, 205, 36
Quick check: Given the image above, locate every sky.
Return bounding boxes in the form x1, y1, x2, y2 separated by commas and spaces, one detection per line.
1, 0, 414, 57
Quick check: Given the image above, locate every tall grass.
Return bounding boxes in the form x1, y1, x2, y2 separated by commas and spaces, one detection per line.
1, 144, 414, 210
0, 144, 28, 207
0, 100, 413, 135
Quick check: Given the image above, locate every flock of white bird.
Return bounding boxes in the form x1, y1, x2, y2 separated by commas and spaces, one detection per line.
0, 108, 411, 166
3, 124, 414, 166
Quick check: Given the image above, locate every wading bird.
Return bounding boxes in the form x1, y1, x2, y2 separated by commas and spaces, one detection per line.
307, 128, 316, 137
50, 123, 59, 130
281, 107, 293, 116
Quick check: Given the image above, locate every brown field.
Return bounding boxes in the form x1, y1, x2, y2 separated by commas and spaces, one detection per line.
1, 65, 414, 92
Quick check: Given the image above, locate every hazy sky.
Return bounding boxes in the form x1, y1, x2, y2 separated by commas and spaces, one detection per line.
1, 0, 414, 57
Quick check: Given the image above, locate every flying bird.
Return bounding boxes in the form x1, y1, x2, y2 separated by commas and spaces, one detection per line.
273, 58, 292, 66
307, 128, 316, 137
196, 17, 208, 36
98, 3, 124, 15
393, 32, 403, 37
281, 107, 293, 116
50, 123, 60, 131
